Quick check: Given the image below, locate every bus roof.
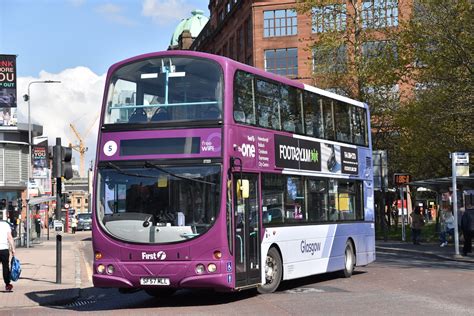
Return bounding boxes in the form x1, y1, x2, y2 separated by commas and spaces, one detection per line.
105, 50, 366, 110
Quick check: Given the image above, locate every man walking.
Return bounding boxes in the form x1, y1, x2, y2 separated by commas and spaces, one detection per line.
461, 206, 474, 256
0, 219, 15, 291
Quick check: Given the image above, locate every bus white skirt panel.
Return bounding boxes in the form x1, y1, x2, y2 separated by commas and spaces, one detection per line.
261, 223, 375, 282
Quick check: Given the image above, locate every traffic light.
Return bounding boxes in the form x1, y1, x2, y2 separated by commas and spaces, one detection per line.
52, 138, 73, 180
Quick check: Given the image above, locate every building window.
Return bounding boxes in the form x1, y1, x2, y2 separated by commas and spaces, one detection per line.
313, 45, 347, 73
263, 9, 297, 37
77, 198, 81, 204
264, 48, 298, 77
363, 85, 400, 107
362, 40, 397, 60
312, 4, 347, 33
362, 0, 398, 29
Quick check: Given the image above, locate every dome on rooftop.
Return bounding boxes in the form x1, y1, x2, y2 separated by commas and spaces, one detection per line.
170, 10, 209, 47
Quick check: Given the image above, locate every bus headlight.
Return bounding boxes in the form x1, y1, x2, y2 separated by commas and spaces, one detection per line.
195, 264, 205, 274
107, 265, 115, 275
213, 250, 222, 259
97, 264, 105, 274
207, 263, 217, 273
95, 252, 103, 260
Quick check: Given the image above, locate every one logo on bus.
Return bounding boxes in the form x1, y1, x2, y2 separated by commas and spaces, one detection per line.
226, 262, 232, 272
103, 140, 118, 157
239, 143, 256, 158
300, 240, 322, 256
141, 251, 167, 260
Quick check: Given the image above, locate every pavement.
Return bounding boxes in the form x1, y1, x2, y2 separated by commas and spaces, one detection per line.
0, 231, 91, 311
376, 240, 474, 263
0, 232, 472, 311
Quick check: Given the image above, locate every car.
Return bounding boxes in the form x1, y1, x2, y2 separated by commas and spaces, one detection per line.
77, 213, 92, 231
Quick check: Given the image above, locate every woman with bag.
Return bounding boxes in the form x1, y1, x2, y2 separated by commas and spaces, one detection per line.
0, 219, 15, 291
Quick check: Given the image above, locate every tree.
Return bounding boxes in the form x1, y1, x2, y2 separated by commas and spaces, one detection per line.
297, 0, 473, 180
296, 0, 407, 154
296, 0, 409, 231
395, 0, 474, 179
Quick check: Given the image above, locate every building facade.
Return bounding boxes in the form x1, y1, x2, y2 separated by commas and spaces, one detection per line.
64, 176, 90, 214
189, 0, 412, 88
0, 123, 43, 219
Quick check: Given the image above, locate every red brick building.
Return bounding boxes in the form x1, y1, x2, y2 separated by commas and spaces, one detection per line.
188, 0, 412, 89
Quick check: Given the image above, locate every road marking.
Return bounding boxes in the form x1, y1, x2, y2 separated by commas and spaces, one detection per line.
285, 288, 326, 294
80, 240, 94, 283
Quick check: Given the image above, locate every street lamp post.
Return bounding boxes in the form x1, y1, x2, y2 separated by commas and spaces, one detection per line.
24, 80, 60, 248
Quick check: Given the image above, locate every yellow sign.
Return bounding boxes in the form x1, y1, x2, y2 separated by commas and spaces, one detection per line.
158, 176, 168, 188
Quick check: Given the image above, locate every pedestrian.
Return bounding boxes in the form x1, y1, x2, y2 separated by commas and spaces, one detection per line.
410, 206, 425, 245
439, 208, 455, 247
390, 201, 399, 227
460, 206, 474, 256
0, 219, 15, 291
71, 216, 77, 234
34, 211, 41, 239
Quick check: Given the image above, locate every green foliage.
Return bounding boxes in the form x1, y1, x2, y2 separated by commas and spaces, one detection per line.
376, 222, 439, 242
297, 0, 473, 180
296, 0, 406, 155
395, 0, 474, 179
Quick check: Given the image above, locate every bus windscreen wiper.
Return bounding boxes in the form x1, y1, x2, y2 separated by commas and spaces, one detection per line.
144, 162, 216, 186
106, 162, 156, 179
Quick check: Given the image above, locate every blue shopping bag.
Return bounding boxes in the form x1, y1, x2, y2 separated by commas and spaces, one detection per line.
10, 256, 21, 282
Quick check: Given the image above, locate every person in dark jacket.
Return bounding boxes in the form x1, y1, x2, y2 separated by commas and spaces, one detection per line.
461, 208, 474, 256
410, 206, 425, 245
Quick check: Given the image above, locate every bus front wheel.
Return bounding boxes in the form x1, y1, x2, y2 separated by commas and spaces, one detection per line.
340, 240, 355, 278
257, 247, 282, 294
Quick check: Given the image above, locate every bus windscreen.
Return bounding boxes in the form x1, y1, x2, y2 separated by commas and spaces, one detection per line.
104, 56, 223, 125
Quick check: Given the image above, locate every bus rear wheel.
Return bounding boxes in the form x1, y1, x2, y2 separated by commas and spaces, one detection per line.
340, 240, 355, 278
257, 247, 282, 294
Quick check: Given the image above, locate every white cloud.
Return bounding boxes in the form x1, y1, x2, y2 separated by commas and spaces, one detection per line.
17, 67, 105, 176
96, 3, 137, 26
142, 0, 194, 25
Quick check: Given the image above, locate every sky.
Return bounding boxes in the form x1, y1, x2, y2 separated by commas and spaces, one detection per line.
0, 0, 208, 174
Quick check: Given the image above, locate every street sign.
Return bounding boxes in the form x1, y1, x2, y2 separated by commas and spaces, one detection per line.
394, 173, 411, 186
53, 220, 63, 233
64, 203, 70, 209
453, 152, 469, 177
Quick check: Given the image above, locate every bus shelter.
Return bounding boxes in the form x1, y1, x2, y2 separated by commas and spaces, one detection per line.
408, 174, 474, 223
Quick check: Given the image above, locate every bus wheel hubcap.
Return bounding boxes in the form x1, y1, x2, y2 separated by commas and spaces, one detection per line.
265, 256, 276, 283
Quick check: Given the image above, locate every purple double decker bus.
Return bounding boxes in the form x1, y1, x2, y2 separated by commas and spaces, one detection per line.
92, 50, 375, 296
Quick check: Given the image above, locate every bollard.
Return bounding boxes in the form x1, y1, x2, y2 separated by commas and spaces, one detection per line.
56, 234, 62, 284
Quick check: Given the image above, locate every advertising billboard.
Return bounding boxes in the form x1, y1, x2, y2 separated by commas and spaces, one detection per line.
32, 143, 48, 178
0, 54, 18, 126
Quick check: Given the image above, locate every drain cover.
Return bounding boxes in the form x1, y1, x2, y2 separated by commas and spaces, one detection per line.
65, 299, 96, 307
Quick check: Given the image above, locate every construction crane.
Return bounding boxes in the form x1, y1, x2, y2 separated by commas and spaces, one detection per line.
69, 123, 87, 178
69, 114, 98, 177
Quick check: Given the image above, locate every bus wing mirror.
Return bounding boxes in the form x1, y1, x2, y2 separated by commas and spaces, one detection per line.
237, 179, 249, 199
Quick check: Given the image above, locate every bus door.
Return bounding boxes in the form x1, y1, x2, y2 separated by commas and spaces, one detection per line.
234, 173, 261, 288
